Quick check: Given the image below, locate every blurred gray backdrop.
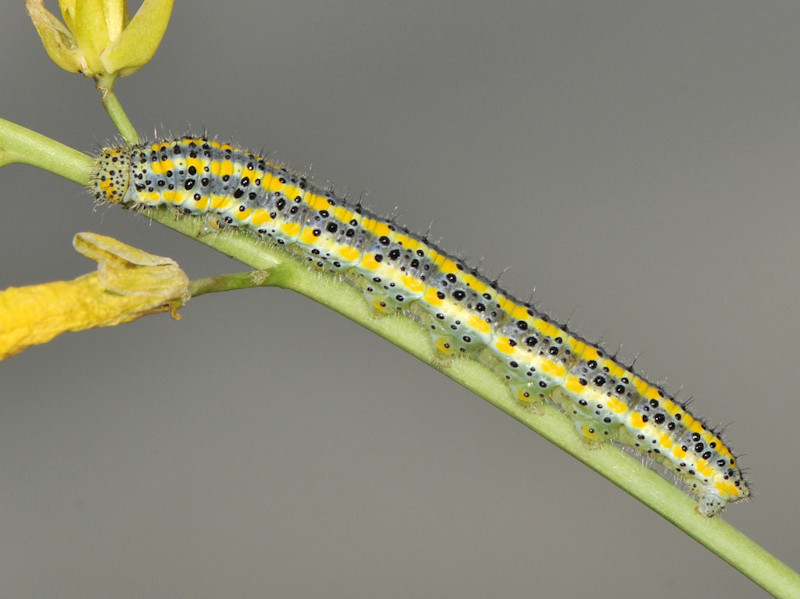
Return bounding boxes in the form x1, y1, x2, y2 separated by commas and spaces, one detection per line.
2, 2, 799, 597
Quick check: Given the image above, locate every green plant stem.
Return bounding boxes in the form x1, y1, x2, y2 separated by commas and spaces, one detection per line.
144, 207, 800, 597
0, 118, 93, 184
2, 120, 799, 597
96, 76, 140, 145
189, 270, 273, 297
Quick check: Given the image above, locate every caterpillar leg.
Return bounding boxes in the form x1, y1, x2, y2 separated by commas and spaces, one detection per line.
506, 382, 546, 414
197, 213, 229, 236
696, 492, 727, 518
573, 419, 614, 446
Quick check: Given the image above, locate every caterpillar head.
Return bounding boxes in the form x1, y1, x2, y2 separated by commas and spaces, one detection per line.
91, 147, 131, 204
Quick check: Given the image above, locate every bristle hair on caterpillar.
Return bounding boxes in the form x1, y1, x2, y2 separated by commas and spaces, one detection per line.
92, 136, 750, 517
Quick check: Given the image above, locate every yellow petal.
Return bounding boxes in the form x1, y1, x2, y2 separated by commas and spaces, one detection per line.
100, 0, 173, 77
58, 0, 78, 29
69, 0, 110, 74
102, 0, 130, 40
0, 233, 189, 361
26, 0, 84, 74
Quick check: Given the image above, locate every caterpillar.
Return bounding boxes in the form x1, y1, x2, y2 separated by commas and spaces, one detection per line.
91, 136, 749, 517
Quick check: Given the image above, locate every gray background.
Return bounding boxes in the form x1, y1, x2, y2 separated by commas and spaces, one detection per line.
2, 1, 799, 597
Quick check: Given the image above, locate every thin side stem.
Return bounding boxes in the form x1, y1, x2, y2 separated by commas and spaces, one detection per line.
96, 77, 140, 145
189, 270, 273, 297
